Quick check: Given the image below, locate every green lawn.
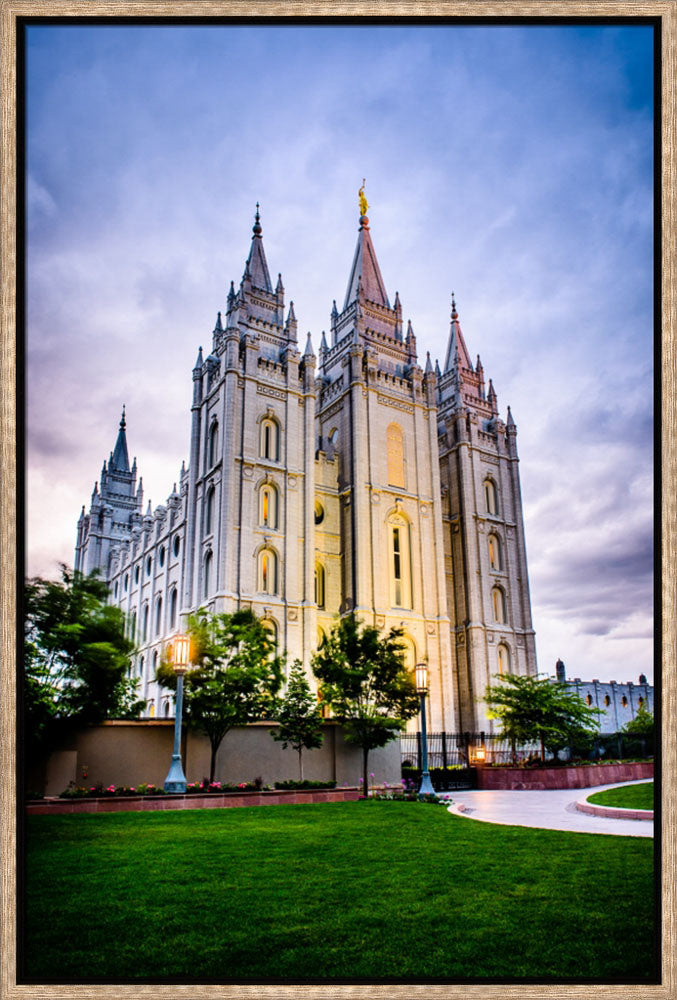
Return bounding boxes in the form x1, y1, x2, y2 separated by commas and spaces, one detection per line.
587, 781, 654, 810
24, 801, 655, 982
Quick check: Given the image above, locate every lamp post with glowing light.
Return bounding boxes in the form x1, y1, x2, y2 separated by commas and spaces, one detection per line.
164, 633, 190, 793
415, 663, 436, 799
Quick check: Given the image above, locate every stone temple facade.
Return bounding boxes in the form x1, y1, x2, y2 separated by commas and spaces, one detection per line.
75, 201, 538, 730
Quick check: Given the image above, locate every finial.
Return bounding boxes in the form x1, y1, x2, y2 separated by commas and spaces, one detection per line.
425, 351, 433, 374
253, 203, 262, 236
451, 293, 458, 320
120, 405, 126, 430
358, 179, 368, 219
214, 311, 223, 332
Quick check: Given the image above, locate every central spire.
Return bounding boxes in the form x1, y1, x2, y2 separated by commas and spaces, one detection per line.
244, 202, 273, 293
110, 406, 130, 473
343, 184, 390, 310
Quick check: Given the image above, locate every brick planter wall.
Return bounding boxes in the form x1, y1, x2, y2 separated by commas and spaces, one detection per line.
475, 761, 653, 791
26, 787, 360, 815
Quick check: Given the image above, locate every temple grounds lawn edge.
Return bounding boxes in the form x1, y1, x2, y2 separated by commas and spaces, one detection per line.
24, 801, 655, 982
586, 781, 654, 810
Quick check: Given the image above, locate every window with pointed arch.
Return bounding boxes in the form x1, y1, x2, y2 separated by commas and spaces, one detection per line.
152, 649, 158, 681
203, 550, 213, 600
314, 563, 325, 609
497, 643, 510, 676
388, 512, 412, 609
142, 604, 149, 643
488, 533, 503, 571
169, 587, 178, 631
155, 596, 163, 636
130, 610, 137, 642
386, 422, 405, 488
205, 485, 216, 535
259, 483, 278, 529
484, 478, 499, 516
260, 416, 280, 461
491, 586, 507, 624
262, 618, 278, 652
208, 420, 219, 468
258, 547, 278, 595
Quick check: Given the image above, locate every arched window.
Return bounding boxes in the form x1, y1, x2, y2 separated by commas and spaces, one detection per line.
260, 417, 280, 461
315, 563, 325, 609
484, 479, 498, 516
208, 421, 219, 468
114, 581, 119, 597
149, 702, 156, 719
155, 596, 163, 636
138, 654, 144, 679
259, 483, 278, 529
586, 694, 593, 706
203, 551, 213, 600
164, 701, 171, 718
146, 556, 152, 577
622, 695, 628, 707
491, 586, 507, 624
205, 485, 216, 535
159, 546, 165, 568
134, 566, 140, 585
388, 513, 412, 609
130, 610, 137, 642
169, 587, 178, 630
400, 635, 417, 674
152, 649, 158, 679
638, 696, 644, 708
604, 694, 611, 707
142, 604, 149, 642
497, 643, 510, 676
314, 500, 325, 525
488, 533, 503, 571
173, 535, 181, 557
386, 423, 405, 488
262, 618, 278, 651
317, 626, 326, 649
124, 573, 129, 592
258, 548, 278, 595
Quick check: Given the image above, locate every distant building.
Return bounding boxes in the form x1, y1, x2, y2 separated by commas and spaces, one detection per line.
74, 197, 538, 730
553, 658, 653, 733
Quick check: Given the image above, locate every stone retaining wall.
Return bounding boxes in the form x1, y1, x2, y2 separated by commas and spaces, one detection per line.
26, 786, 361, 815
475, 760, 653, 790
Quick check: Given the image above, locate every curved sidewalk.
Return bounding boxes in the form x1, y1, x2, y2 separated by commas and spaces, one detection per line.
448, 779, 653, 837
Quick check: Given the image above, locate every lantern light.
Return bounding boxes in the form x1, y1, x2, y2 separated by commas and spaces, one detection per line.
475, 746, 486, 762
415, 663, 428, 695
171, 633, 190, 674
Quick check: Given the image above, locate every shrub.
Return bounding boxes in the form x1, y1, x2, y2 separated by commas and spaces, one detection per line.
274, 780, 337, 790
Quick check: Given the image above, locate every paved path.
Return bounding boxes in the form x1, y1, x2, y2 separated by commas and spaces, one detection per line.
447, 779, 653, 838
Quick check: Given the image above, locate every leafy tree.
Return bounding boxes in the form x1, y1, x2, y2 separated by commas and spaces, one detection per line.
156, 607, 283, 782
311, 614, 419, 792
622, 702, 654, 735
24, 566, 142, 757
484, 674, 601, 763
272, 660, 324, 780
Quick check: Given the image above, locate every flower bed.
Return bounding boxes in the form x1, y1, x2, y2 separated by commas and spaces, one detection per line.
476, 760, 653, 791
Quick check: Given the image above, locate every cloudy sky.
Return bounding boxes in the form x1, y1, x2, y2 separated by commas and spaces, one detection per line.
25, 22, 655, 685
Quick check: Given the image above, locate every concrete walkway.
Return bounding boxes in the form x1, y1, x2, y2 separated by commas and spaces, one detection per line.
447, 779, 653, 838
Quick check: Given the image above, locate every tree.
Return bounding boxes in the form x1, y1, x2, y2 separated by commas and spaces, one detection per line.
484, 674, 601, 763
24, 566, 143, 757
272, 660, 324, 780
622, 702, 654, 735
311, 614, 419, 792
156, 607, 283, 782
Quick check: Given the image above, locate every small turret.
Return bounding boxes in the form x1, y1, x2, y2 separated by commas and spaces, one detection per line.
425, 351, 434, 374
394, 290, 403, 340
303, 332, 315, 359
487, 379, 498, 416
285, 301, 298, 342
193, 346, 203, 372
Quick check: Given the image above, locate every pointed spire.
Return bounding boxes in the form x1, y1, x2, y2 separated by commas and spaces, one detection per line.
243, 202, 272, 292
227, 280, 236, 307
320, 330, 328, 353
110, 406, 130, 472
276, 273, 284, 293
343, 201, 390, 310
287, 301, 296, 323
506, 404, 515, 427
435, 359, 442, 378
214, 311, 223, 334
194, 346, 203, 370
146, 500, 152, 516
331, 299, 338, 320
406, 319, 414, 341
303, 332, 315, 358
487, 378, 498, 415
444, 292, 473, 373
425, 351, 433, 374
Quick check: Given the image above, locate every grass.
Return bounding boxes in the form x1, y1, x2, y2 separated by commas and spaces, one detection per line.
24, 801, 655, 982
587, 781, 654, 810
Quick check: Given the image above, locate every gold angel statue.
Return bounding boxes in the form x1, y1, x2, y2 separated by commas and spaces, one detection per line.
358, 179, 368, 216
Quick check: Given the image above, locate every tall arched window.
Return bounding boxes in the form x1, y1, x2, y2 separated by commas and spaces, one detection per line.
142, 604, 149, 642
130, 610, 137, 642
208, 421, 219, 467
155, 596, 163, 636
260, 417, 280, 461
386, 422, 405, 488
484, 478, 498, 516
259, 483, 278, 529
258, 548, 278, 595
203, 551, 213, 600
492, 586, 507, 624
388, 512, 412, 609
488, 533, 503, 571
497, 643, 510, 676
169, 587, 178, 630
205, 485, 216, 535
315, 563, 325, 609
262, 618, 278, 652
152, 649, 158, 679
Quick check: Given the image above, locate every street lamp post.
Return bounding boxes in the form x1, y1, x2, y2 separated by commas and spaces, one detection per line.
415, 663, 436, 799
164, 633, 190, 794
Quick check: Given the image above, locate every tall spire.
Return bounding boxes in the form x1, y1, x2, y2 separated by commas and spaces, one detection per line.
444, 293, 473, 373
243, 202, 273, 292
343, 185, 390, 309
110, 406, 130, 473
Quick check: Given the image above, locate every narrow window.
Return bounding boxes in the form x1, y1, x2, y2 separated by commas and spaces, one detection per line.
484, 479, 498, 516
386, 423, 405, 488
159, 546, 165, 568
491, 586, 506, 624
114, 581, 118, 597
155, 596, 163, 636
622, 695, 628, 707
169, 587, 178, 630
586, 694, 593, 706
260, 484, 277, 529
164, 701, 170, 718
130, 611, 137, 642
388, 516, 411, 609
146, 556, 152, 577
259, 549, 278, 595
604, 695, 611, 707
489, 534, 502, 571
393, 528, 402, 606
260, 418, 279, 461
497, 644, 510, 675
173, 535, 181, 557
638, 696, 644, 707
138, 654, 144, 679
208, 421, 219, 467
203, 551, 212, 599
134, 566, 140, 584
315, 563, 325, 609
124, 573, 129, 592
205, 486, 215, 535
262, 618, 278, 651
142, 604, 149, 642
152, 649, 158, 679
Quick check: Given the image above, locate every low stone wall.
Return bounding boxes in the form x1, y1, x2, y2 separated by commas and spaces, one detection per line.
575, 800, 653, 821
475, 760, 653, 791
26, 786, 361, 815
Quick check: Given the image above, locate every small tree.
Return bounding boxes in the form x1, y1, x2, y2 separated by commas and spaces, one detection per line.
24, 566, 143, 761
272, 660, 324, 780
156, 607, 283, 782
622, 702, 654, 735
484, 674, 601, 763
312, 614, 419, 792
